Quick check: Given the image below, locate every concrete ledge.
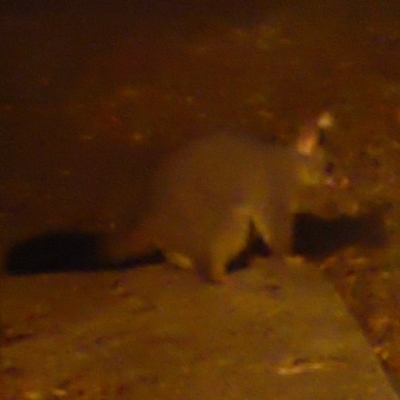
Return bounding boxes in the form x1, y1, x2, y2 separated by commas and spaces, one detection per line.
2, 258, 398, 399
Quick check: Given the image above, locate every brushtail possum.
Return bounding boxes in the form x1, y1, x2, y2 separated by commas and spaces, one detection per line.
105, 115, 332, 282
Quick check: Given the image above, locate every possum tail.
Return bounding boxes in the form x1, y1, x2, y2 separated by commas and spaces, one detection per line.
5, 228, 163, 275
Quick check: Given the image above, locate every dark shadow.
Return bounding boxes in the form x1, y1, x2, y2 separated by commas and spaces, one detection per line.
293, 204, 389, 258
4, 204, 389, 275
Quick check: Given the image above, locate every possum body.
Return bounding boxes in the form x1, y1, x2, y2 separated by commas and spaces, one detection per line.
106, 128, 327, 282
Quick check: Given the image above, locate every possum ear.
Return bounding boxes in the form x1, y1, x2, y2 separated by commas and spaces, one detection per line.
296, 111, 334, 156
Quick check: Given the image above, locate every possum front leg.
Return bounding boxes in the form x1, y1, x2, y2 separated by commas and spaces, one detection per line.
252, 204, 292, 256
269, 205, 294, 255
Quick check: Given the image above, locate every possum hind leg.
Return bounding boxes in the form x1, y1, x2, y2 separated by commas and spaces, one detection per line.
208, 208, 251, 282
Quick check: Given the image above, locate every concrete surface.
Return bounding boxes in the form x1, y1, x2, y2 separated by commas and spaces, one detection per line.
2, 257, 398, 399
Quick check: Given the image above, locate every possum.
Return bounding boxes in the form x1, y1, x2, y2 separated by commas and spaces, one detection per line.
103, 114, 333, 282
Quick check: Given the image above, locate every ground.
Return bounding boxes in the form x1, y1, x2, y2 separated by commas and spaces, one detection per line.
2, 0, 400, 398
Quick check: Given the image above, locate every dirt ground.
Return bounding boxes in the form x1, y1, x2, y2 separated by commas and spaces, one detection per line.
2, 0, 400, 398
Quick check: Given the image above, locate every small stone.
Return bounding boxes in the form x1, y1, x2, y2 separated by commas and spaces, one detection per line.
51, 388, 68, 397
24, 391, 43, 400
